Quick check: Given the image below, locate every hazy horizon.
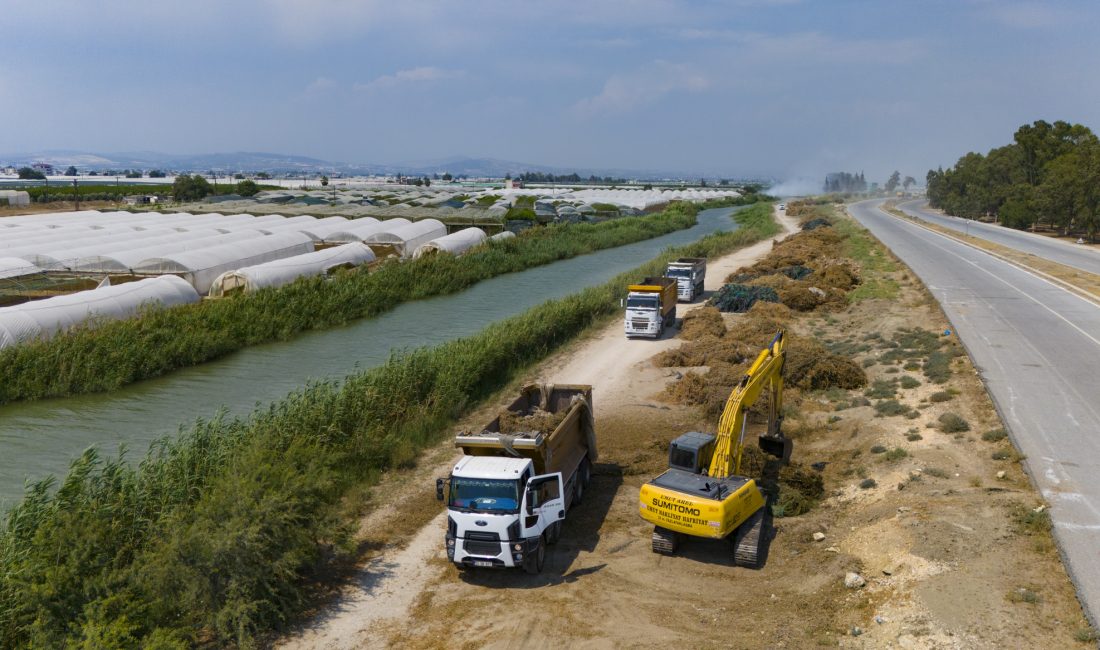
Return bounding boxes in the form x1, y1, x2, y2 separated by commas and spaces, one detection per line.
4, 1, 1099, 184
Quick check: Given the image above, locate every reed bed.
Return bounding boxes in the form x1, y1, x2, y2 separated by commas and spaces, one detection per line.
0, 203, 775, 649
0, 203, 707, 404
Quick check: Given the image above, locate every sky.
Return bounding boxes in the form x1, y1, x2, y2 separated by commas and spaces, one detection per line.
3, 0, 1100, 184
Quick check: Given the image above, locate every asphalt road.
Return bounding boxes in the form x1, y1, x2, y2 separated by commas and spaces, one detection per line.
896, 199, 1100, 276
850, 199, 1100, 627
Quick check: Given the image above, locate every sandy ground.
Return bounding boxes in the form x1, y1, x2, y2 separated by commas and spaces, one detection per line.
278, 208, 800, 649
279, 205, 1093, 649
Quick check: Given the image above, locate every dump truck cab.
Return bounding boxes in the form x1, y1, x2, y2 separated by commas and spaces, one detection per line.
443, 456, 565, 570
437, 384, 595, 574
666, 257, 707, 302
624, 276, 677, 338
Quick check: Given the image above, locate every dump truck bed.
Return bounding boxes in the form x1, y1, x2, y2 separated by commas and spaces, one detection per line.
455, 384, 596, 476
627, 276, 677, 316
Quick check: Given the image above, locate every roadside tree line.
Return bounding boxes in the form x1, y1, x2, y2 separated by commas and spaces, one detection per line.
927, 120, 1100, 240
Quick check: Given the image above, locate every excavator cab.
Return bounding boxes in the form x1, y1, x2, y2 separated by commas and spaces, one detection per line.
668, 431, 716, 474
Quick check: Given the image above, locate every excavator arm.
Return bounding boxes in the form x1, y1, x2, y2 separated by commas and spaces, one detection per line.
707, 331, 788, 479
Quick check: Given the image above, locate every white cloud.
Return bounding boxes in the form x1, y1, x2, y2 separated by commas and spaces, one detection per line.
572, 61, 710, 117
355, 67, 465, 92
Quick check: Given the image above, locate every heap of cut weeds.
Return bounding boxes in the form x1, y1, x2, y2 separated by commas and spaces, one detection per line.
498, 407, 568, 435
659, 302, 866, 415
719, 225, 861, 312
740, 445, 825, 517
679, 305, 726, 340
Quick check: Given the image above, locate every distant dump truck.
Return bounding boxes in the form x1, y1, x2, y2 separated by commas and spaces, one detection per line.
666, 257, 706, 302
437, 384, 596, 574
623, 276, 677, 338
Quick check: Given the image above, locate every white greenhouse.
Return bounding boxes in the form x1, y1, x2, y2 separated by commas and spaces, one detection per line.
208, 243, 376, 297
412, 227, 487, 259
0, 257, 41, 280
363, 219, 447, 258
131, 232, 315, 294
0, 276, 200, 350
489, 231, 516, 242
320, 217, 392, 244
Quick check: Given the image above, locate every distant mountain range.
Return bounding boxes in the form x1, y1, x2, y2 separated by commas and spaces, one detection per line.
0, 150, 758, 182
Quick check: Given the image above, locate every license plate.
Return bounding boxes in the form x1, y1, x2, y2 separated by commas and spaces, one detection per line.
473, 561, 492, 567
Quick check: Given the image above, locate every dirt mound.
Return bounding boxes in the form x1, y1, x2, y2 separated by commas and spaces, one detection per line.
653, 335, 754, 368
679, 306, 726, 340
497, 407, 567, 435
813, 262, 859, 291
801, 217, 832, 231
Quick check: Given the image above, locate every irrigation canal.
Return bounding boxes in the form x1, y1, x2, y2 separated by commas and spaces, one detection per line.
0, 206, 744, 506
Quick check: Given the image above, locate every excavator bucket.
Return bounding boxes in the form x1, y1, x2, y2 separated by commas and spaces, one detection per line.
758, 434, 792, 464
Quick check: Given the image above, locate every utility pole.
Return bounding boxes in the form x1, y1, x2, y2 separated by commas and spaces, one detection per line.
73, 177, 79, 211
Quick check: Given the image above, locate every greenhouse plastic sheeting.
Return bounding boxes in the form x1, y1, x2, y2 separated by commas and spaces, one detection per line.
412, 227, 487, 258
0, 257, 41, 280
131, 231, 315, 294
0, 276, 200, 350
70, 230, 267, 273
489, 230, 516, 242
363, 219, 446, 257
320, 217, 391, 243
208, 242, 376, 297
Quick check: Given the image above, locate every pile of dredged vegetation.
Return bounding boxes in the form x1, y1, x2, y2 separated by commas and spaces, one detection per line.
0, 204, 780, 649
0, 202, 702, 405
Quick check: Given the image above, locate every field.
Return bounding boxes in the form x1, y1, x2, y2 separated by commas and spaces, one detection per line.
281, 203, 1094, 649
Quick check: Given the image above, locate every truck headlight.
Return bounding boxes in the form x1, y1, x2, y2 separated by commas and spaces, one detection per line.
447, 538, 455, 547
513, 543, 522, 551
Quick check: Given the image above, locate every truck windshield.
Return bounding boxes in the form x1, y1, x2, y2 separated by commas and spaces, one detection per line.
449, 477, 520, 513
666, 268, 692, 278
626, 296, 659, 309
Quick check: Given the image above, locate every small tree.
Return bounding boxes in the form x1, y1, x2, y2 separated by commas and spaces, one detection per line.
64, 166, 78, 176
172, 174, 213, 202
442, 172, 453, 181
320, 175, 329, 187
885, 170, 901, 193
256, 172, 271, 180
902, 175, 916, 191
17, 167, 46, 180
423, 176, 431, 187
148, 169, 166, 178
236, 179, 259, 197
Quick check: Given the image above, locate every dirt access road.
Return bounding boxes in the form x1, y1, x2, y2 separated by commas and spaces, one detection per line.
282, 204, 1091, 649
278, 208, 800, 649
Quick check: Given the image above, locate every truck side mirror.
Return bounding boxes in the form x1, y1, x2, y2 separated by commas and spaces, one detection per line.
619, 298, 624, 308
435, 478, 445, 501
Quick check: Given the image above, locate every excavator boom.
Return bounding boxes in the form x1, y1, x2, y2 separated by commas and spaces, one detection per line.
709, 331, 786, 478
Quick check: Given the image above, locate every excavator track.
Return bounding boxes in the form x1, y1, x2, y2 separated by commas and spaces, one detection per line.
732, 509, 765, 568
651, 526, 679, 555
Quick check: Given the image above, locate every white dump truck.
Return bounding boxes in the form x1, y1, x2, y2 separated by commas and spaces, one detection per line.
437, 384, 597, 574
623, 276, 677, 338
666, 257, 707, 302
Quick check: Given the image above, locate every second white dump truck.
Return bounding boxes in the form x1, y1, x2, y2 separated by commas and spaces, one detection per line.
437, 384, 597, 574
666, 257, 707, 302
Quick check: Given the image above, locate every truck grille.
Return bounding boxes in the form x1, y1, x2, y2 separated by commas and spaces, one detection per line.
631, 320, 649, 330
463, 531, 502, 557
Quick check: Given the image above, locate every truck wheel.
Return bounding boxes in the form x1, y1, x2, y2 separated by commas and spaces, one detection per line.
581, 458, 592, 488
573, 471, 584, 505
523, 536, 546, 574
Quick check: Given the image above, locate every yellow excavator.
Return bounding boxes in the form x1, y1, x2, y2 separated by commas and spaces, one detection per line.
639, 331, 791, 567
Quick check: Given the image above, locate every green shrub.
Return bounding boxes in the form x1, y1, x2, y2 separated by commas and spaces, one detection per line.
874, 399, 908, 417
924, 467, 950, 478
982, 428, 1007, 442
899, 376, 921, 389
938, 412, 970, 433
858, 478, 877, 489
906, 432, 923, 441
884, 447, 908, 461
870, 444, 887, 454
929, 391, 954, 403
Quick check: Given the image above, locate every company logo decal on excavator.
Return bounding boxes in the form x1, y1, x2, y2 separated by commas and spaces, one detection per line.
650, 497, 701, 517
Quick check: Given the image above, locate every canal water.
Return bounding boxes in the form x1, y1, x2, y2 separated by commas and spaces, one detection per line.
0, 206, 743, 505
